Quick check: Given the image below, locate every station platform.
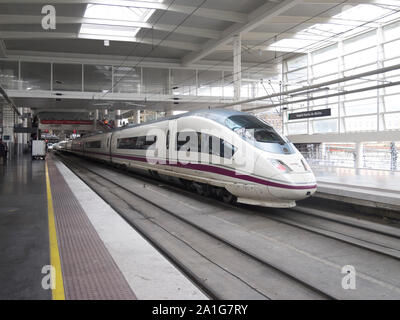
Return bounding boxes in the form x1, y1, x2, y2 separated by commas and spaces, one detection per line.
312, 166, 400, 212
0, 153, 207, 300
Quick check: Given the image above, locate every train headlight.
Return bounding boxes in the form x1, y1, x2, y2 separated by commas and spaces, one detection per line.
269, 159, 292, 173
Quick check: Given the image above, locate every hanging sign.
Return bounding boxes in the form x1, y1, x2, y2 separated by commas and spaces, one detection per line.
288, 108, 331, 120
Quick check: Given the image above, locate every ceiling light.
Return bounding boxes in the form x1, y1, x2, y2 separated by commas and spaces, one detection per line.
104, 40, 110, 47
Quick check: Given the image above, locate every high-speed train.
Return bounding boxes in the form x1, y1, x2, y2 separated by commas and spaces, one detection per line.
58, 109, 317, 208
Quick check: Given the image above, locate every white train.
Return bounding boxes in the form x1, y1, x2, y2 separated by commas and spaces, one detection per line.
59, 109, 317, 208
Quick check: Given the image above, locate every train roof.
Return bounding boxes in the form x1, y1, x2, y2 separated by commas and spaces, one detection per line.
81, 109, 250, 138
114, 109, 248, 131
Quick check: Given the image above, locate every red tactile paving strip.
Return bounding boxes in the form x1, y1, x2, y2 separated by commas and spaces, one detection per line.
47, 157, 137, 300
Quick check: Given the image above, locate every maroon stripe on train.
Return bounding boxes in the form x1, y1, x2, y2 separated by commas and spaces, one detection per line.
76, 149, 317, 190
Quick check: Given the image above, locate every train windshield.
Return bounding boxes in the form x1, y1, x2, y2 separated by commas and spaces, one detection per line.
225, 115, 295, 154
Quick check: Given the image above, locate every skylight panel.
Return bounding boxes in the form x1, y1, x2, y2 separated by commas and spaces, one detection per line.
78, 1, 162, 42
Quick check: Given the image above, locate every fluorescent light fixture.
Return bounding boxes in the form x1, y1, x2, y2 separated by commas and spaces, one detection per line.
78, 1, 162, 42
172, 110, 187, 115
268, 4, 400, 53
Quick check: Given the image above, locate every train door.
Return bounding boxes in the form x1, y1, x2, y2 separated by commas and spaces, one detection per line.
166, 129, 170, 164
108, 133, 113, 163
166, 119, 178, 166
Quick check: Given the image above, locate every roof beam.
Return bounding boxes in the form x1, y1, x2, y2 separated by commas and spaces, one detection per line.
302, 0, 398, 5
244, 31, 327, 41
263, 15, 380, 27
0, 0, 248, 23
0, 15, 221, 39
0, 31, 201, 51
181, 0, 302, 66
0, 39, 7, 57
5, 50, 276, 73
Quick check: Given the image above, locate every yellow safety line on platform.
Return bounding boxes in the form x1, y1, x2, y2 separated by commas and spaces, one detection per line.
45, 162, 65, 300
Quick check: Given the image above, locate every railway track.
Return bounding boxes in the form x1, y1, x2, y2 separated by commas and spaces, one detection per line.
56, 152, 400, 300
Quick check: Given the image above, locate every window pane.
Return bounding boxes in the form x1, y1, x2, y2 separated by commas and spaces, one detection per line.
383, 20, 400, 42
20, 62, 51, 90
312, 59, 338, 77
85, 140, 102, 148
287, 55, 307, 71
53, 63, 82, 91
198, 70, 221, 97
117, 136, 156, 149
384, 95, 400, 112
287, 122, 307, 135
171, 69, 196, 95
142, 67, 168, 94
383, 40, 400, 60
114, 66, 141, 93
84, 65, 112, 92
343, 30, 376, 54
384, 113, 400, 130
345, 115, 377, 132
313, 44, 337, 64
0, 60, 19, 90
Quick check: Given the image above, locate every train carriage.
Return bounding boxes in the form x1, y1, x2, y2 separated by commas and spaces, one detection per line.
60, 109, 317, 208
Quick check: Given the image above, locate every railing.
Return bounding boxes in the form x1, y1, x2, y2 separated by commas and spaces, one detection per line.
302, 152, 400, 172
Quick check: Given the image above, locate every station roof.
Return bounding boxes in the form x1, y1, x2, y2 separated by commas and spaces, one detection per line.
1, 0, 399, 119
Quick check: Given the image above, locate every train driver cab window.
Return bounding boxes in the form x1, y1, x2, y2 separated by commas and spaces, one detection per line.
225, 115, 295, 154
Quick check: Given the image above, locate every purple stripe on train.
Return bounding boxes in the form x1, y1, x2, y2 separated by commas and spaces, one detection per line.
80, 149, 317, 190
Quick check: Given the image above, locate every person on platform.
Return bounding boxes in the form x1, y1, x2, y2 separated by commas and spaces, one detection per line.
0, 138, 8, 164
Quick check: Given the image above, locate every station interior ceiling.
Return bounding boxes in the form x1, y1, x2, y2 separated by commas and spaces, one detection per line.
1, 0, 400, 144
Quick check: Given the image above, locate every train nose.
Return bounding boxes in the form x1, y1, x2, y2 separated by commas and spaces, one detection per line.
268, 172, 317, 200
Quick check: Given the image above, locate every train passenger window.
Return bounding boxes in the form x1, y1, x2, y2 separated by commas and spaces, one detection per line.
177, 131, 236, 159
117, 136, 157, 150
176, 131, 198, 152
221, 140, 236, 159
208, 136, 236, 159
85, 140, 101, 148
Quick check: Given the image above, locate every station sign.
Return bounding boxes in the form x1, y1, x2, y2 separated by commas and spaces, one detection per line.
288, 108, 331, 120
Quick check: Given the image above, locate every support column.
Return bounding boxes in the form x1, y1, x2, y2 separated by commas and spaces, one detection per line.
93, 109, 99, 131
136, 110, 141, 124
390, 142, 398, 172
355, 142, 364, 169
377, 25, 385, 131
116, 110, 121, 128
233, 34, 241, 111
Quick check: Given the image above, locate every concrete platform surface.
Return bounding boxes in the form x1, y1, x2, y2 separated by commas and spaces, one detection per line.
0, 154, 207, 300
312, 166, 400, 211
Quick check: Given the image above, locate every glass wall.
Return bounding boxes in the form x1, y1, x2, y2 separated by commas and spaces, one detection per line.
114, 66, 141, 94
20, 62, 51, 90
0, 60, 18, 90
283, 18, 400, 136
84, 65, 112, 92
53, 63, 82, 91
